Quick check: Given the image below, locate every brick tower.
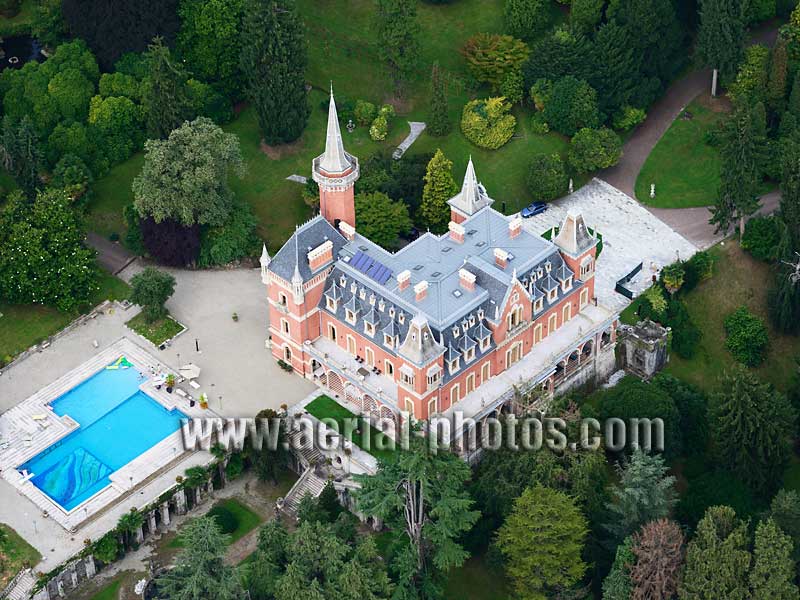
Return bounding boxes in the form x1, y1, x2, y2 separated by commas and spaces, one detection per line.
312, 87, 360, 228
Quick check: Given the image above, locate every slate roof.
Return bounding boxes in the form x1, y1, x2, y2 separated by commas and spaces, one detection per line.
269, 216, 346, 282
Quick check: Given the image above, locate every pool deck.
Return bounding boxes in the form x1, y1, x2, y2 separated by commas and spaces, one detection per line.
0, 338, 214, 533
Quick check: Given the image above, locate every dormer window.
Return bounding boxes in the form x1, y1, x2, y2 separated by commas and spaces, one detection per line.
548, 288, 557, 303
480, 336, 490, 351
398, 312, 405, 325
561, 277, 573, 292
369, 293, 376, 306
477, 308, 484, 320
384, 334, 394, 348
388, 306, 395, 318
537, 267, 543, 278
580, 256, 594, 278
534, 298, 544, 313
448, 358, 460, 374
365, 321, 375, 336
340, 275, 347, 287
359, 288, 367, 300
468, 315, 475, 327
350, 282, 357, 294
326, 296, 337, 311
378, 299, 385, 311
452, 326, 460, 338
545, 262, 552, 273
345, 309, 356, 324
465, 347, 475, 362
461, 320, 468, 334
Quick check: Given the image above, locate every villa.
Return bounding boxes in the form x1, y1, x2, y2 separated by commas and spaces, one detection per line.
262, 91, 620, 435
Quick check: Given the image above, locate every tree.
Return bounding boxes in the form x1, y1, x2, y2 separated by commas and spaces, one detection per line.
240, 0, 310, 145
0, 189, 98, 312
142, 37, 192, 140
709, 366, 795, 495
354, 434, 479, 597
157, 516, 244, 599
781, 137, 800, 246
30, 0, 68, 48
178, 0, 245, 99
661, 262, 685, 296
696, 0, 747, 91
496, 485, 588, 600
375, 0, 420, 95
570, 0, 604, 32
771, 490, 800, 561
711, 102, 768, 237
0, 117, 43, 198
629, 519, 684, 600
542, 76, 600, 136
768, 39, 790, 113
88, 95, 144, 165
504, 0, 551, 42
723, 306, 770, 366
129, 267, 176, 322
427, 63, 451, 137
420, 150, 458, 233
462, 33, 530, 90
526, 153, 568, 202
61, 0, 180, 70
651, 374, 708, 455
589, 22, 640, 116
603, 536, 634, 600
133, 117, 245, 227
567, 127, 622, 173
604, 449, 677, 543
354, 191, 412, 249
51, 154, 93, 204
116, 508, 144, 550
728, 45, 771, 105
461, 97, 517, 150
750, 518, 799, 599
140, 217, 202, 267
679, 506, 751, 600
252, 408, 288, 484
677, 470, 757, 528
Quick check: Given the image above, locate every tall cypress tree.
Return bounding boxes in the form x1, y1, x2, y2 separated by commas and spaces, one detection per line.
427, 62, 450, 137
240, 0, 309, 145
696, 0, 748, 90
375, 0, 420, 96
420, 149, 458, 233
711, 102, 768, 236
142, 37, 192, 140
768, 39, 790, 114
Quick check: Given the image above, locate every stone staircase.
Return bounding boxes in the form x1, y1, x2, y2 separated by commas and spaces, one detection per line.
2, 568, 36, 600
281, 468, 327, 516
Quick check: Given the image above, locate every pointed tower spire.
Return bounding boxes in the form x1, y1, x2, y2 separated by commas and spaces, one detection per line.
447, 157, 493, 223
260, 243, 271, 285
312, 84, 360, 229
291, 226, 304, 304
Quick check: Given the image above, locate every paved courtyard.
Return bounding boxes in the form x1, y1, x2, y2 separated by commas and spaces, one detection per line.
521, 178, 698, 311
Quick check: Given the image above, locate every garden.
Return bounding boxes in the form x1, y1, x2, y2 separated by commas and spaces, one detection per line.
0, 523, 40, 590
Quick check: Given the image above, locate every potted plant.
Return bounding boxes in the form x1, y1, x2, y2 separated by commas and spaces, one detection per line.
232, 312, 239, 322
165, 373, 176, 393
199, 393, 208, 409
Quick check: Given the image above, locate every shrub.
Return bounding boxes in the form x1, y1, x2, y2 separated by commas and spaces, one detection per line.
567, 127, 622, 172
378, 104, 396, 119
529, 113, 549, 133
526, 153, 568, 201
224, 452, 244, 480
724, 306, 770, 366
369, 115, 388, 141
529, 78, 552, 111
729, 45, 770, 104
354, 100, 377, 126
543, 76, 599, 136
661, 262, 686, 296
187, 79, 234, 124
504, 0, 552, 42
499, 70, 525, 105
207, 504, 238, 535
613, 106, 647, 131
51, 154, 93, 205
741, 215, 781, 262
683, 251, 713, 292
124, 204, 145, 256
665, 299, 701, 359
93, 533, 120, 564
462, 33, 530, 89
198, 200, 260, 267
749, 0, 776, 23
643, 285, 667, 319
460, 97, 517, 149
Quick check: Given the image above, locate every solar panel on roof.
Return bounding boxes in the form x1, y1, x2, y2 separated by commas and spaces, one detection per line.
348, 249, 393, 285
360, 257, 375, 273
379, 271, 392, 284
373, 265, 387, 281
352, 251, 367, 269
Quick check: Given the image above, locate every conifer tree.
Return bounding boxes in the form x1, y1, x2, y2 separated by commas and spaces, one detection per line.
768, 222, 800, 333
496, 485, 588, 600
142, 37, 191, 140
768, 39, 790, 113
630, 519, 685, 600
375, 0, 420, 95
0, 116, 42, 198
771, 490, 800, 561
240, 0, 310, 145
696, 0, 748, 91
602, 536, 634, 600
749, 518, 799, 599
711, 102, 768, 237
420, 149, 458, 233
679, 506, 751, 600
789, 75, 800, 120
709, 366, 795, 495
428, 62, 451, 137
781, 137, 800, 247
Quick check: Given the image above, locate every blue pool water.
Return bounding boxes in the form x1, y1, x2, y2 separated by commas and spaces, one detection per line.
19, 361, 186, 511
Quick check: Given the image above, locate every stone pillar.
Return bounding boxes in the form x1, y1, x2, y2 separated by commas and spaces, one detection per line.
57, 580, 65, 597
175, 489, 187, 515
206, 480, 214, 497
218, 462, 227, 488
84, 556, 96, 578
134, 525, 144, 545
160, 502, 171, 527
195, 484, 203, 505
148, 510, 157, 535
70, 569, 78, 589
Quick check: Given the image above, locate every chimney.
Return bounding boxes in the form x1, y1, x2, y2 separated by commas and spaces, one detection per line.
509, 216, 522, 239
494, 248, 508, 269
339, 221, 356, 241
459, 268, 476, 292
414, 280, 429, 302
397, 270, 411, 292
307, 240, 334, 271
448, 221, 465, 243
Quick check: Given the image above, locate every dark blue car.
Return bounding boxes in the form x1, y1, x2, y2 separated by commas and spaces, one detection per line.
520, 202, 548, 218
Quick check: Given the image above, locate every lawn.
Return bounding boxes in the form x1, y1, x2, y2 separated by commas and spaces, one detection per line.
635, 95, 728, 208
170, 498, 263, 548
664, 241, 800, 392
125, 312, 185, 346
0, 0, 36, 35
0, 271, 130, 363
305, 394, 395, 462
88, 580, 121, 600
0, 523, 41, 589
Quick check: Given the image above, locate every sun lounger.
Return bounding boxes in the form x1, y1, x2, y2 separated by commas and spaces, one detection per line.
175, 389, 187, 398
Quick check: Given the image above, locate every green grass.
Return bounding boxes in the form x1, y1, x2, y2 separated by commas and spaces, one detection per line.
664, 241, 800, 392
88, 580, 121, 600
0, 272, 130, 362
305, 394, 395, 462
125, 312, 184, 346
0, 523, 41, 589
444, 554, 510, 600
0, 0, 37, 35
170, 498, 262, 548
86, 153, 144, 240
635, 97, 727, 208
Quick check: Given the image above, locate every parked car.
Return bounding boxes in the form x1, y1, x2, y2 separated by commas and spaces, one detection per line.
520, 202, 548, 218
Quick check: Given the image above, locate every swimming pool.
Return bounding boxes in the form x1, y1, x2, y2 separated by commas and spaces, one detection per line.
19, 359, 186, 511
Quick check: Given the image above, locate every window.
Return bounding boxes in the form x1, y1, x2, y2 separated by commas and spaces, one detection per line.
448, 358, 460, 374
548, 288, 557, 303
451, 384, 461, 404
580, 256, 594, 278
563, 303, 572, 323
561, 277, 573, 292
548, 313, 558, 333
427, 368, 441, 388
278, 293, 288, 306
428, 397, 438, 417
365, 321, 375, 336
533, 323, 543, 344
405, 397, 415, 417
507, 305, 523, 329
480, 336, 490, 351
283, 346, 292, 362
398, 313, 405, 324
359, 288, 366, 300
545, 262, 552, 273
345, 309, 356, 324
465, 347, 475, 362
326, 296, 337, 311
401, 369, 415, 387
481, 362, 491, 383
281, 319, 289, 334
534, 298, 544, 313
347, 335, 357, 355
580, 288, 589, 307
466, 373, 475, 394
365, 347, 375, 367
328, 324, 337, 341
385, 360, 394, 376
452, 326, 460, 338
384, 333, 394, 348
